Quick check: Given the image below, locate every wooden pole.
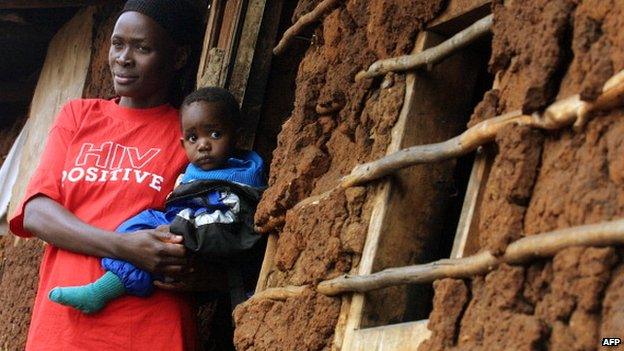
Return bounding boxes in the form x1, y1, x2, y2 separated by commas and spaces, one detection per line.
272, 0, 340, 55
340, 69, 624, 188
355, 14, 493, 81
248, 285, 308, 301
340, 109, 527, 187
317, 218, 624, 295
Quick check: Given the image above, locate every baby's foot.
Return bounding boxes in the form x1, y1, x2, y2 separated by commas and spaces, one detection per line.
49, 271, 125, 314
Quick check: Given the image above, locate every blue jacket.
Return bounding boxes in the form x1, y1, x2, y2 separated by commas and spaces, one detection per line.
101, 151, 265, 296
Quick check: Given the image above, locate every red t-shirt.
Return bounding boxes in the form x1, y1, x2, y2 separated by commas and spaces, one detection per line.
9, 99, 195, 350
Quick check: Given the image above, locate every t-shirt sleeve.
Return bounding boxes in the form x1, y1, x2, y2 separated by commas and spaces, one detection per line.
8, 101, 80, 238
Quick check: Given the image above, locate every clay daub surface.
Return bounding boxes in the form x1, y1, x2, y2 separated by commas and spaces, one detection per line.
235, 0, 445, 350
254, 0, 444, 235
234, 288, 341, 351
0, 113, 37, 350
423, 0, 624, 350
0, 238, 43, 349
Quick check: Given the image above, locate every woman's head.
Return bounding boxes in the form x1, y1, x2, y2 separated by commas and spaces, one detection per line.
109, 0, 201, 108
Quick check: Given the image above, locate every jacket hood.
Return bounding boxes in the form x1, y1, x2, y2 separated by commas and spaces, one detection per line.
181, 150, 266, 188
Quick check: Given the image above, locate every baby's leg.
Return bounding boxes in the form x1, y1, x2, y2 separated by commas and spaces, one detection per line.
48, 271, 125, 314
48, 209, 172, 313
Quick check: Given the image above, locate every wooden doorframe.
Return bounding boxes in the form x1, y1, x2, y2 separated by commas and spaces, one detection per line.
196, 0, 284, 149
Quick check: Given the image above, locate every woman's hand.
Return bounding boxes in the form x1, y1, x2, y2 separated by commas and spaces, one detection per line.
24, 197, 188, 277
117, 225, 188, 277
153, 256, 228, 292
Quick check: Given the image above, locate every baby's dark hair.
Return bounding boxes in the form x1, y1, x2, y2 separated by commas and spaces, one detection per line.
181, 87, 241, 128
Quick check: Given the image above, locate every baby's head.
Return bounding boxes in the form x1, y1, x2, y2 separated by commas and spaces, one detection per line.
180, 87, 241, 170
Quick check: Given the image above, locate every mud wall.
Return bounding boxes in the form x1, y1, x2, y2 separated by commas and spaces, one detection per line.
233, 1, 447, 350
0, 114, 35, 351
421, 0, 624, 350
0, 114, 28, 349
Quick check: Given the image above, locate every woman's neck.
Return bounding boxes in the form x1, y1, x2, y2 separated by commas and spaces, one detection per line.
118, 94, 169, 109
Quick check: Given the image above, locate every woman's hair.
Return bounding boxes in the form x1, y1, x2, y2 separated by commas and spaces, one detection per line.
122, 0, 203, 45
182, 87, 242, 128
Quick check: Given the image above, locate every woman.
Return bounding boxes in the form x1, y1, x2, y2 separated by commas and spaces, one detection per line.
9, 1, 209, 349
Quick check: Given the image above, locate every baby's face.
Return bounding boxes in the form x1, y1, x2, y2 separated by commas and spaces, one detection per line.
180, 101, 236, 170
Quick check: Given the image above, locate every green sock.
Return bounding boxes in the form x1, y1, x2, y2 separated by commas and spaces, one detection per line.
48, 271, 126, 314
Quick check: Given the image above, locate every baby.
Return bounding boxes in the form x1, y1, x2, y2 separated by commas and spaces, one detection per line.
48, 87, 266, 313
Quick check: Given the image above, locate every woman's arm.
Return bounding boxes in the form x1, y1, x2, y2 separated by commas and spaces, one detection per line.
24, 195, 188, 276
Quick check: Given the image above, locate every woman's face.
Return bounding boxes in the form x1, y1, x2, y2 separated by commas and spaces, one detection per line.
109, 11, 178, 108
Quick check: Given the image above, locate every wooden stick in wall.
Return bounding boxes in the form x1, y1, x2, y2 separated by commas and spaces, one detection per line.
272, 0, 341, 55
248, 285, 308, 301
340, 69, 624, 188
317, 217, 624, 296
355, 14, 493, 81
